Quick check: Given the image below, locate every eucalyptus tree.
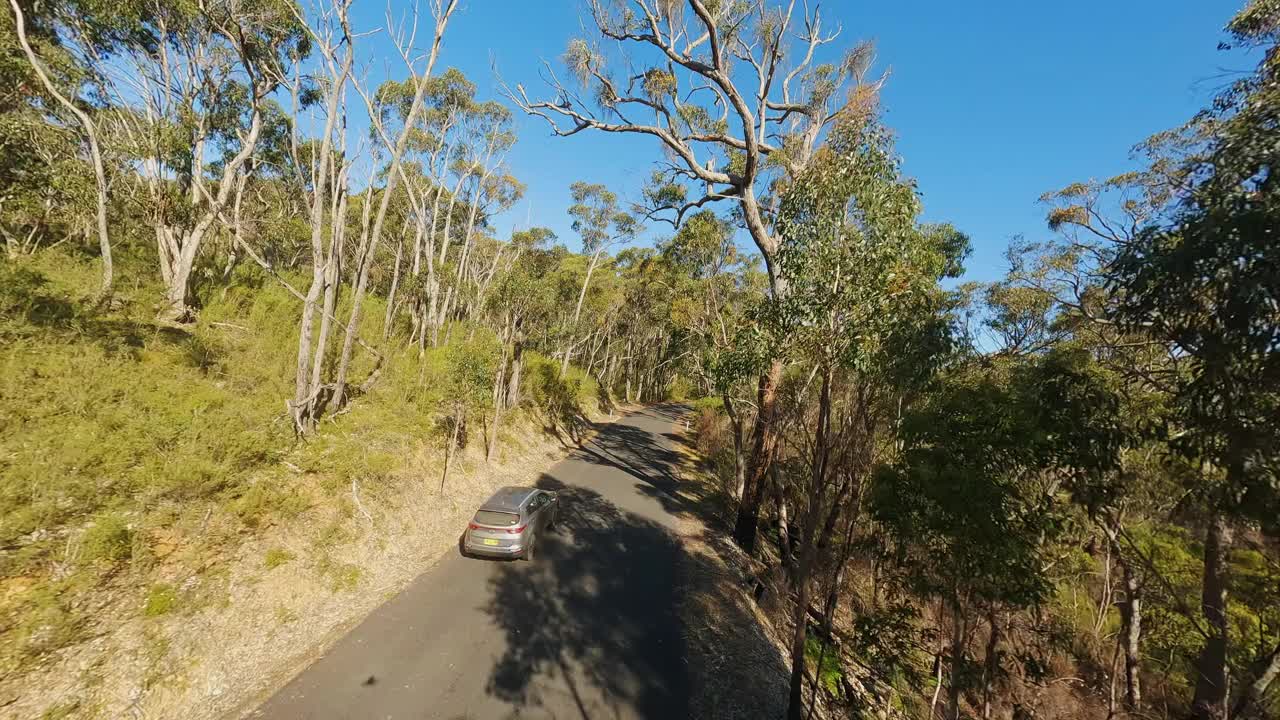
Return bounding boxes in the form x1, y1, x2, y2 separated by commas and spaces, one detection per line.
282, 0, 356, 434
872, 349, 1122, 720
560, 180, 637, 375
486, 228, 562, 408
61, 0, 311, 320
373, 67, 473, 344
1107, 7, 1280, 715
663, 209, 765, 497
438, 100, 522, 336
331, 0, 460, 413
6, 0, 112, 296
762, 117, 969, 720
507, 0, 886, 551
1015, 5, 1280, 715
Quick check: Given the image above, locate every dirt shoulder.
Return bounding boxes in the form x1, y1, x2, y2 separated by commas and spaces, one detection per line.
664, 410, 793, 720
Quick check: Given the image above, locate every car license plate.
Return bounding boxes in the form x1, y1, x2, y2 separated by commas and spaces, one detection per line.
482, 539, 499, 546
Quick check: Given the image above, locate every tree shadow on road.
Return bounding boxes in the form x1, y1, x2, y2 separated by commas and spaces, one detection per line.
481, 405, 789, 719
483, 478, 689, 718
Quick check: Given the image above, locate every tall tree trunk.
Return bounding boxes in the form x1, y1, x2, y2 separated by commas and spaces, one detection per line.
308, 186, 346, 420
723, 392, 747, 499
982, 609, 1001, 719
505, 317, 524, 409
384, 236, 405, 339
948, 595, 967, 720
488, 355, 505, 463
624, 337, 634, 402
775, 465, 792, 575
1191, 511, 1233, 720
1119, 555, 1143, 712
786, 368, 833, 720
561, 251, 600, 377
430, 182, 462, 346
9, 0, 113, 298
733, 358, 784, 553
439, 409, 462, 493
290, 41, 351, 431
333, 4, 455, 407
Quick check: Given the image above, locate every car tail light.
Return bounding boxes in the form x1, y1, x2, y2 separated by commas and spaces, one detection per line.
467, 522, 480, 530
510, 524, 526, 534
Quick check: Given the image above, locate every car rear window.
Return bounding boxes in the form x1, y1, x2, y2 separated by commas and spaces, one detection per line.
474, 510, 519, 527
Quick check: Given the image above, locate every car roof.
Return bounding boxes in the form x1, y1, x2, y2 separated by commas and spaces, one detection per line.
480, 486, 539, 512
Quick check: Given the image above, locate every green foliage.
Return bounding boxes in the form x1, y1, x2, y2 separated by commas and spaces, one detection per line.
226, 482, 310, 527
873, 351, 1122, 609
805, 634, 845, 698
847, 602, 931, 689
143, 583, 178, 617
667, 375, 694, 401
6, 575, 89, 671
0, 255, 293, 565
770, 120, 968, 381
567, 181, 636, 255
80, 514, 134, 565
523, 352, 598, 438
1108, 89, 1280, 527
2, 247, 609, 670
443, 333, 501, 415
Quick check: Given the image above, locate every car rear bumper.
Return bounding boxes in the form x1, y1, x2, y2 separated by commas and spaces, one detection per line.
464, 532, 523, 557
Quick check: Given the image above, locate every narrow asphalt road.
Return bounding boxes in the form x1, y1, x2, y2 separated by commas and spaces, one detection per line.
251, 404, 699, 720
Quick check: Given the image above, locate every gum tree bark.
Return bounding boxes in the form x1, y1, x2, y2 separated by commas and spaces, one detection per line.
289, 2, 353, 433
1119, 555, 1143, 711
9, 0, 112, 297
1191, 511, 1233, 720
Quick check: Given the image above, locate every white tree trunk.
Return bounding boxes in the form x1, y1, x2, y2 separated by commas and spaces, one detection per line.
9, 0, 113, 297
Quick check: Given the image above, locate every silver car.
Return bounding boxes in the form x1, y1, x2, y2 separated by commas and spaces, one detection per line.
463, 486, 558, 560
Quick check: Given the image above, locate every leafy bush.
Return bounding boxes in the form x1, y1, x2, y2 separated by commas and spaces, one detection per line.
667, 374, 694, 401
523, 352, 599, 441
80, 515, 133, 565
227, 483, 309, 528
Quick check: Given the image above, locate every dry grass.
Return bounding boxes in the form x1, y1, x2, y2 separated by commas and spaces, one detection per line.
0, 419, 593, 720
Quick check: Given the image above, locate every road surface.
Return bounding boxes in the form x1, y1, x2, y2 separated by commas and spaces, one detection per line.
252, 404, 700, 720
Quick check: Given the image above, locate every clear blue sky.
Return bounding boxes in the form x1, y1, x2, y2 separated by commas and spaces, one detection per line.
351, 1, 1247, 282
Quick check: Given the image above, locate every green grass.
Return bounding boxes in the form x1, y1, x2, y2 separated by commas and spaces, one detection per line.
143, 583, 178, 617
316, 556, 361, 593
263, 548, 294, 569
79, 514, 135, 565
